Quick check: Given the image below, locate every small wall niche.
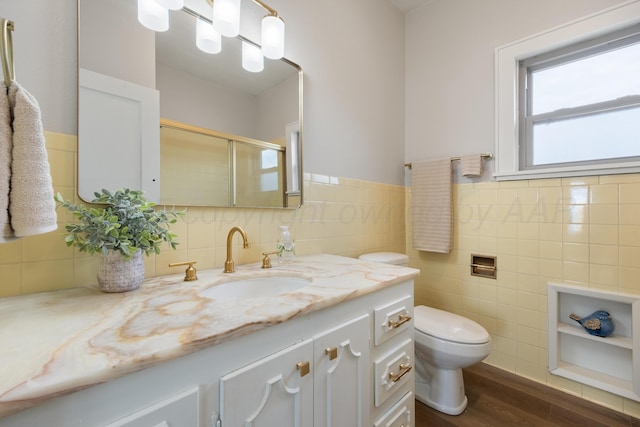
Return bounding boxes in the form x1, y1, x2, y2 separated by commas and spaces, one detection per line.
548, 283, 640, 401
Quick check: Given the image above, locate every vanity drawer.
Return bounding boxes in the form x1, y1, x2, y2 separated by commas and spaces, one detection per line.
374, 295, 413, 346
374, 391, 413, 427
374, 338, 414, 407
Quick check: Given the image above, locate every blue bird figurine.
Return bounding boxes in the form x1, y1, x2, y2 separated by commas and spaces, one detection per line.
569, 310, 614, 337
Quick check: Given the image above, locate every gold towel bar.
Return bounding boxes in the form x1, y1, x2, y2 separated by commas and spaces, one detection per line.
0, 18, 15, 85
404, 152, 493, 169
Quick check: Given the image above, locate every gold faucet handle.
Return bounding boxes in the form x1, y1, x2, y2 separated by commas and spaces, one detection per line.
169, 261, 198, 281
262, 251, 278, 269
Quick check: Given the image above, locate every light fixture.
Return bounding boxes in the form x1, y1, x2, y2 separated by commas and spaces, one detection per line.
137, 0, 169, 32
242, 41, 264, 72
137, 0, 286, 72
261, 13, 284, 59
196, 18, 222, 54
207, 0, 286, 60
212, 0, 241, 38
154, 0, 184, 10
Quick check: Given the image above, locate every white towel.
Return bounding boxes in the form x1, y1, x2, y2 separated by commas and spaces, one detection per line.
460, 154, 483, 177
411, 159, 452, 253
0, 82, 16, 242
8, 81, 57, 237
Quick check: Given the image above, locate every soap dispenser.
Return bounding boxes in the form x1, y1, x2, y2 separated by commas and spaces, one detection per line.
277, 225, 295, 263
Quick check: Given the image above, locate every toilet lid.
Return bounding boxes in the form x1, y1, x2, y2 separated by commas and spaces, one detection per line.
358, 252, 408, 265
414, 305, 490, 344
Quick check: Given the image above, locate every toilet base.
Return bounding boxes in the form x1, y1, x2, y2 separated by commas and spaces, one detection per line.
415, 367, 468, 416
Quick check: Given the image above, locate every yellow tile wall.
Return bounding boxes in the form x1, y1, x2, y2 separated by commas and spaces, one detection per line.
408, 175, 640, 418
0, 132, 405, 297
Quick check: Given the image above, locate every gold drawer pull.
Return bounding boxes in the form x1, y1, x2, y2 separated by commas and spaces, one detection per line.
388, 314, 412, 329
325, 347, 338, 360
296, 361, 310, 377
388, 363, 412, 383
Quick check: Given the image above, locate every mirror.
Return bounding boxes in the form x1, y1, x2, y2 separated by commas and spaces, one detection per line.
77, 0, 303, 208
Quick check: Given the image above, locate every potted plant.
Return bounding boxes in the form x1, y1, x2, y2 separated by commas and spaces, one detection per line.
55, 188, 185, 292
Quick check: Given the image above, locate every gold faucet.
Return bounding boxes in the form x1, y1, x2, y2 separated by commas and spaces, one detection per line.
224, 226, 249, 273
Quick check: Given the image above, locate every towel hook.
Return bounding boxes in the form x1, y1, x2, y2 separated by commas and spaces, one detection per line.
0, 18, 15, 85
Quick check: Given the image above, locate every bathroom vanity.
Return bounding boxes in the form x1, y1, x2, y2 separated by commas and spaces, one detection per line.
0, 254, 418, 426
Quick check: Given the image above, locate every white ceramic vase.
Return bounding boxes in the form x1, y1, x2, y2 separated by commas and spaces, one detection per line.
97, 249, 144, 293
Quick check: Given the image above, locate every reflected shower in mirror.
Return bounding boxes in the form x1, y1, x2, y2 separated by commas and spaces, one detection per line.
160, 119, 287, 208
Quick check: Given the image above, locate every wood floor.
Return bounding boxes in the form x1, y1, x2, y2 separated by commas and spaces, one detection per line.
415, 363, 640, 427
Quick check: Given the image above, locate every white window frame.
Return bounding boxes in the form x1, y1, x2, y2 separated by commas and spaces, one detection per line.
494, 0, 640, 181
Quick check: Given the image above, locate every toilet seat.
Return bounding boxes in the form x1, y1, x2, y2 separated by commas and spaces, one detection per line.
414, 305, 490, 345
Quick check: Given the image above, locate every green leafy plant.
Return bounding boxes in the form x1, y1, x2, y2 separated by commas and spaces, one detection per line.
55, 189, 185, 259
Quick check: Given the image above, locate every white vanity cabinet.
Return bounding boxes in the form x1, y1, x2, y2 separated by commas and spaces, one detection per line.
0, 279, 414, 427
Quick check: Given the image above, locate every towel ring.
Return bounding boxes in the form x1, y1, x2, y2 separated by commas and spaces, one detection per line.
0, 18, 15, 85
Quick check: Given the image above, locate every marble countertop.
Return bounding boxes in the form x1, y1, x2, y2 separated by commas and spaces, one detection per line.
0, 254, 419, 418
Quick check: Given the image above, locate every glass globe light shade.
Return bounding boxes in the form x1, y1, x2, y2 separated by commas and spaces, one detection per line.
196, 19, 222, 54
242, 41, 264, 73
154, 0, 184, 10
212, 0, 241, 37
138, 0, 169, 32
261, 15, 285, 59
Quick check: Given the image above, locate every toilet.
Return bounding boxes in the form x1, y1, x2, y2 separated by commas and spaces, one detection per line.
358, 252, 492, 416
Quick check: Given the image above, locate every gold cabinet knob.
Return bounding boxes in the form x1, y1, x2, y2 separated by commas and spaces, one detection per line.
296, 361, 310, 377
168, 261, 198, 281
325, 347, 338, 361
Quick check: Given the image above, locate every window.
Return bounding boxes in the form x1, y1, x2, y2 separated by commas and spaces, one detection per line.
519, 27, 640, 170
495, 2, 640, 180
260, 149, 280, 192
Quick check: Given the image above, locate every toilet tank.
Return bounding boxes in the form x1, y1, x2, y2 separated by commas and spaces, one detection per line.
358, 252, 409, 266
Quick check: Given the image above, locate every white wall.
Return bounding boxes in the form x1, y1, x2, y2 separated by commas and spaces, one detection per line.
79, 0, 155, 88
157, 63, 259, 139
0, 1, 78, 135
255, 74, 299, 143
404, 0, 630, 181
0, 0, 406, 185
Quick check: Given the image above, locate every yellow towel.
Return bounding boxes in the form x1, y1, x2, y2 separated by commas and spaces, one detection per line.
460, 154, 483, 177
411, 159, 452, 253
0, 82, 16, 242
8, 81, 57, 237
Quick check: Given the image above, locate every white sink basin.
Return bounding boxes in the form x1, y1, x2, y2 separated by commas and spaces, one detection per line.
200, 276, 311, 300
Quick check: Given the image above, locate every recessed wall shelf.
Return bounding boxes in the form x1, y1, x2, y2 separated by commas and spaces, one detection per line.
548, 283, 640, 401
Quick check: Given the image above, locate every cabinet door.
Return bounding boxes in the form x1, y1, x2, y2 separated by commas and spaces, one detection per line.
313, 314, 370, 427
103, 387, 199, 427
220, 338, 314, 427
